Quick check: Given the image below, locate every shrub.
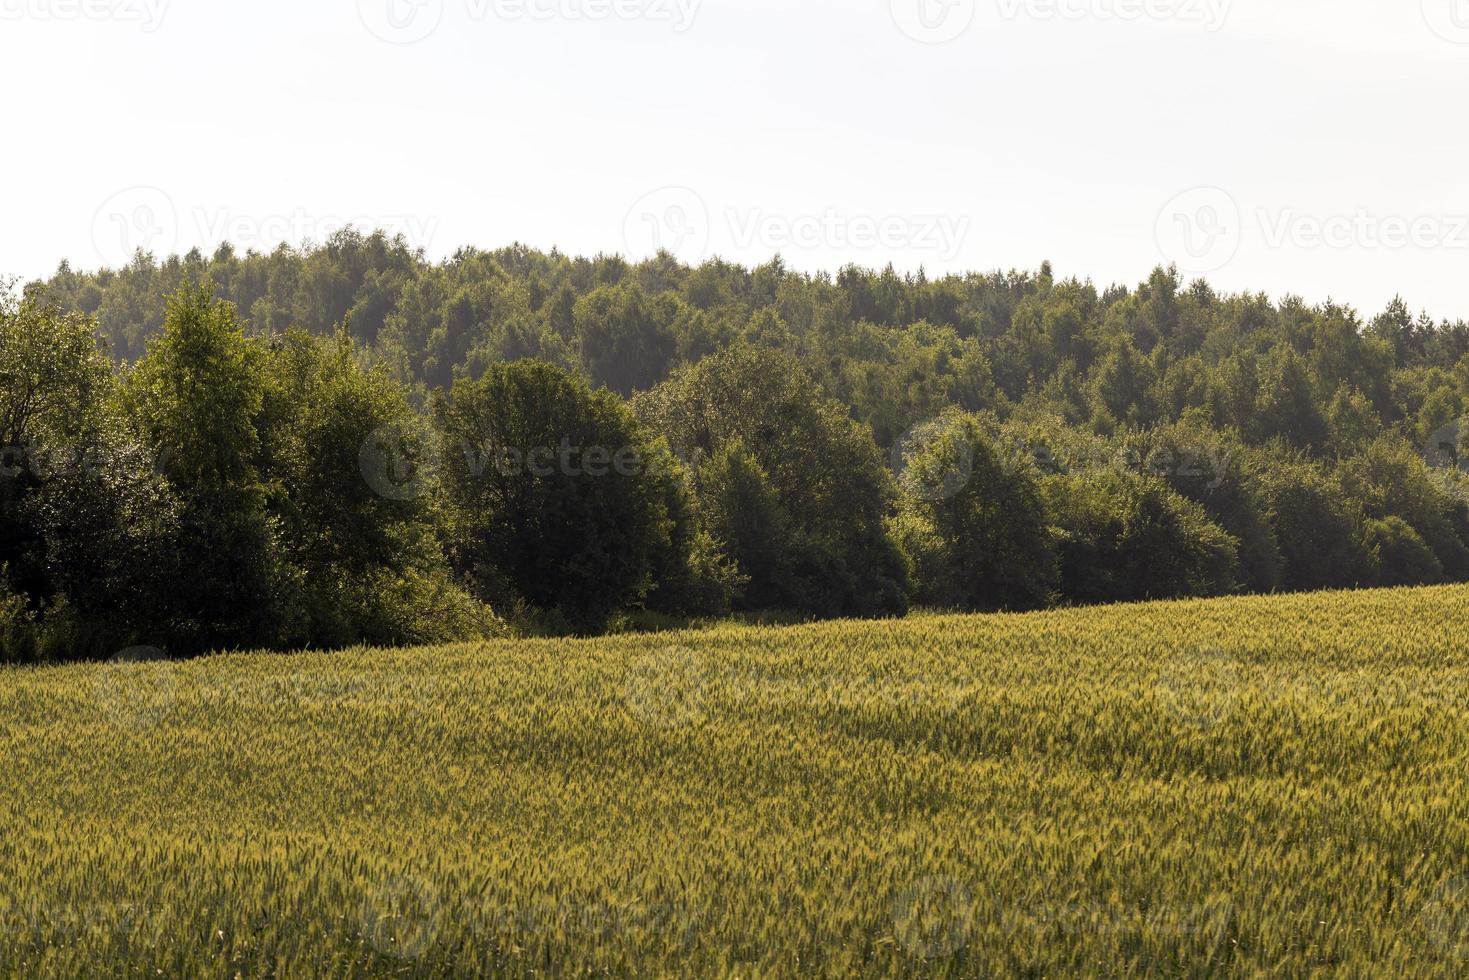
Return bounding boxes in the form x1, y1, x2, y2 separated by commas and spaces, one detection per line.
894, 413, 1058, 611
1360, 516, 1443, 587
636, 345, 910, 617
0, 567, 38, 664
1254, 451, 1374, 592
1045, 468, 1240, 604
433, 360, 669, 634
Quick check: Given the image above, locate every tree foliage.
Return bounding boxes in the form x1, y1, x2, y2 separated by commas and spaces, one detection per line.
892, 413, 1057, 611
636, 345, 910, 617
433, 360, 667, 633
9, 239, 1469, 659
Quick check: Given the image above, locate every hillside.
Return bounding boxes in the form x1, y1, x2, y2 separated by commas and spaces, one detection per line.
3, 585, 1469, 976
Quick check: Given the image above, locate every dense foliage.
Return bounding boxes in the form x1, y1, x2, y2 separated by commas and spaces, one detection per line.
432, 360, 673, 633
633, 345, 910, 618
4, 585, 1469, 975
1, 286, 496, 660
4, 233, 1469, 658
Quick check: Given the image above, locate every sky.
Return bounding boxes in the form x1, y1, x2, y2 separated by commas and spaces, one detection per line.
3, 0, 1469, 320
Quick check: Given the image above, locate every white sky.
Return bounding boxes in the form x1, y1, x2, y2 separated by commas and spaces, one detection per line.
3, 0, 1469, 320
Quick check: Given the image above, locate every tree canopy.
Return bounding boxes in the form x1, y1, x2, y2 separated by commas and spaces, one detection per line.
5, 236, 1469, 660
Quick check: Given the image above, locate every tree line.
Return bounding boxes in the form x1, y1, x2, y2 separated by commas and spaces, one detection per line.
2, 232, 1467, 661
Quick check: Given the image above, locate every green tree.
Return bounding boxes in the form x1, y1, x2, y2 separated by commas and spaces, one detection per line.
124, 286, 282, 652
1360, 516, 1443, 587
893, 413, 1057, 610
259, 327, 489, 647
636, 345, 910, 617
1323, 386, 1383, 457
1123, 423, 1282, 593
23, 441, 184, 655
694, 438, 799, 611
1045, 468, 1239, 604
0, 294, 111, 451
1254, 451, 1373, 592
433, 360, 667, 633
1, 295, 114, 606
639, 446, 745, 617
1089, 337, 1157, 429
1, 293, 183, 659
1337, 435, 1469, 582
574, 283, 679, 396
1255, 348, 1327, 451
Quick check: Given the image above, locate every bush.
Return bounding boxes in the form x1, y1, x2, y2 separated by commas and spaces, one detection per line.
1122, 423, 1282, 593
636, 345, 910, 618
433, 359, 669, 634
894, 413, 1057, 611
1361, 516, 1443, 587
1254, 451, 1374, 592
1045, 468, 1240, 604
0, 567, 38, 664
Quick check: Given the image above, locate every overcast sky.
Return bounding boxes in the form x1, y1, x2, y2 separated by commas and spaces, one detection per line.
3, 0, 1469, 320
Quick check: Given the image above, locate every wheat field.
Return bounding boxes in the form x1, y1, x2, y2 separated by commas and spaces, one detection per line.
3, 585, 1469, 976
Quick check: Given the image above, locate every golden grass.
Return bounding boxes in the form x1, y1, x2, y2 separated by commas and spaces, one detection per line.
3, 585, 1469, 976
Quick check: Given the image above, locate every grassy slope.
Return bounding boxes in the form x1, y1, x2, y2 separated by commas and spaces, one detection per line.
3, 586, 1469, 977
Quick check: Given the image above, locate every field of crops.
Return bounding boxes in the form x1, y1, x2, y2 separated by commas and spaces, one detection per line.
3, 585, 1469, 976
